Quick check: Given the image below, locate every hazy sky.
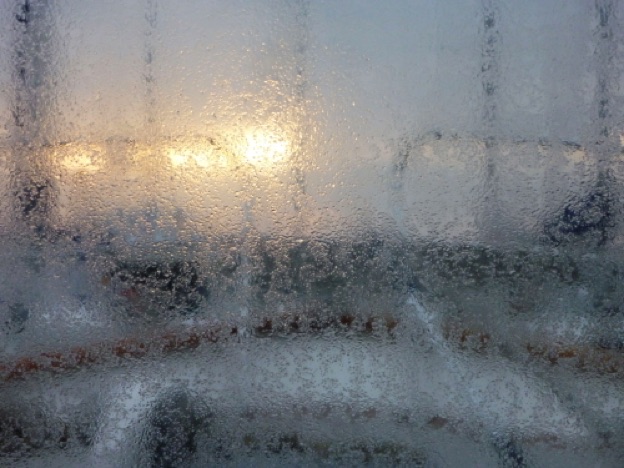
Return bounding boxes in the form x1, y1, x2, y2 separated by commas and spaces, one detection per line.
0, 1, 621, 242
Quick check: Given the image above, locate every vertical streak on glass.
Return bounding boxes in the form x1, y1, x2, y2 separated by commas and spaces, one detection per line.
478, 0, 502, 244
594, 0, 617, 145
480, 0, 500, 140
11, 0, 52, 144
589, 0, 618, 242
287, 0, 310, 219
390, 136, 409, 238
545, 1, 619, 246
9, 0, 57, 235
144, 0, 159, 144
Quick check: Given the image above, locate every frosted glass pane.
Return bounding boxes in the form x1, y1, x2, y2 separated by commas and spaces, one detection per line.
1, 1, 624, 466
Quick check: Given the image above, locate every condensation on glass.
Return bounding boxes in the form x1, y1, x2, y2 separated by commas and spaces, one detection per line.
1, 0, 623, 466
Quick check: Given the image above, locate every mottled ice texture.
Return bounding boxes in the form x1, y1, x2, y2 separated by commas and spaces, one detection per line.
1, 0, 624, 466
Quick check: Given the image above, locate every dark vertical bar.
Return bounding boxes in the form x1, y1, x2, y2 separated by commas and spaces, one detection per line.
144, 0, 159, 143
478, 0, 502, 243
288, 0, 310, 214
481, 0, 500, 141
493, 434, 527, 468
594, 0, 617, 144
545, 0, 618, 246
143, 391, 208, 467
390, 136, 409, 236
588, 0, 618, 244
10, 0, 57, 236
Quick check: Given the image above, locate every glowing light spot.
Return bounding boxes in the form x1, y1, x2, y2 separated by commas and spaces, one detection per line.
242, 130, 290, 167
56, 143, 103, 173
166, 139, 228, 168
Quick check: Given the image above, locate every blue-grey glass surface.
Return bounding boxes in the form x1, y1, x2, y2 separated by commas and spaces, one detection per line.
1, 1, 623, 466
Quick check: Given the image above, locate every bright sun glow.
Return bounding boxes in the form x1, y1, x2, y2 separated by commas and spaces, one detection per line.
52, 129, 291, 175
166, 141, 228, 169
241, 130, 290, 167
167, 130, 290, 170
56, 143, 103, 173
